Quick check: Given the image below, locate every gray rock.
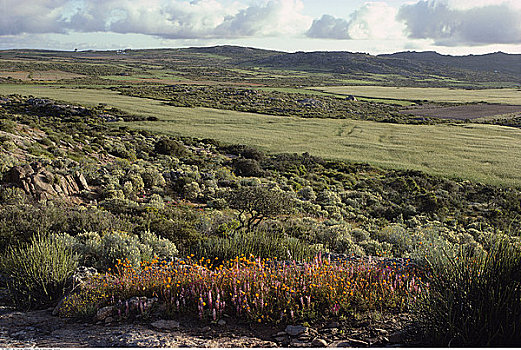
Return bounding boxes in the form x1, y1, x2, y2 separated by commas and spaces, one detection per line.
151, 319, 180, 330
290, 339, 309, 347
96, 306, 113, 321
104, 316, 113, 324
331, 340, 351, 347
345, 337, 369, 347
217, 319, 226, 326
285, 325, 308, 337
312, 338, 328, 347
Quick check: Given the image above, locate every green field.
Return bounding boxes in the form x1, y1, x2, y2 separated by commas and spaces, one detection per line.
2, 84, 521, 187
312, 86, 521, 104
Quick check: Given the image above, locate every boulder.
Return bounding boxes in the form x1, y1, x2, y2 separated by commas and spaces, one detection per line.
151, 320, 180, 330
2, 162, 90, 202
285, 325, 308, 337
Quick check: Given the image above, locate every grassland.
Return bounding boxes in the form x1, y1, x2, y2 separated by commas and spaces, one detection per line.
2, 84, 521, 187
312, 86, 521, 104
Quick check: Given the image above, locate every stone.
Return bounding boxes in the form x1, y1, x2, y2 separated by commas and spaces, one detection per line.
96, 306, 114, 321
151, 320, 180, 330
312, 338, 328, 347
345, 337, 369, 347
290, 339, 309, 347
104, 317, 114, 324
374, 328, 388, 335
75, 171, 90, 191
217, 319, 226, 326
331, 340, 351, 347
285, 325, 308, 337
388, 331, 405, 344
71, 266, 98, 288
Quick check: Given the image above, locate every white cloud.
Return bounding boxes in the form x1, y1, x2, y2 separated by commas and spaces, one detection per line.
0, 0, 311, 39
216, 0, 311, 37
0, 0, 69, 35
306, 2, 405, 40
346, 2, 405, 40
397, 0, 521, 45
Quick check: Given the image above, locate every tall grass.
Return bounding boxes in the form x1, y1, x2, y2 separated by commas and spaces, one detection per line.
416, 240, 521, 346
190, 230, 321, 263
0, 234, 78, 309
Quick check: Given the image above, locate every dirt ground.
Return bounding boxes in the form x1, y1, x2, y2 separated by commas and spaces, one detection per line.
399, 103, 521, 120
0, 305, 418, 348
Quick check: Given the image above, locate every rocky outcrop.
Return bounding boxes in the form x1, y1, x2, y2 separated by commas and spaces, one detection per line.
3, 162, 90, 202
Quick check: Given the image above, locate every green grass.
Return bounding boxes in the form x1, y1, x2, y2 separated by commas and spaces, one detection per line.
1, 85, 521, 187
311, 86, 521, 104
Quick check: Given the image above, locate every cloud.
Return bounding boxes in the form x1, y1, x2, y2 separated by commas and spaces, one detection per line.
306, 15, 351, 39
306, 2, 405, 40
0, 0, 69, 35
397, 0, 521, 45
216, 0, 311, 38
0, 0, 311, 39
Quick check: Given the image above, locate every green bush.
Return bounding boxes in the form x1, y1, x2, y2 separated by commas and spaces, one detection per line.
191, 230, 321, 262
57, 230, 178, 271
154, 138, 187, 157
416, 240, 521, 346
0, 234, 78, 309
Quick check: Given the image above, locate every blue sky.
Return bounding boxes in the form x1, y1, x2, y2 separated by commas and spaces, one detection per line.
1, 0, 520, 55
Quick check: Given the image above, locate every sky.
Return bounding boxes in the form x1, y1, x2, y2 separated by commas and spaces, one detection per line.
1, 0, 520, 55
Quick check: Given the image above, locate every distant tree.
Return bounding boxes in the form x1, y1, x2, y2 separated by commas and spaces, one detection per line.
227, 185, 294, 231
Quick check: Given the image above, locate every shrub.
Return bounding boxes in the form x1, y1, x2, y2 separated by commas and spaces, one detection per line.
154, 138, 186, 157
140, 231, 178, 260
227, 185, 294, 231
416, 240, 521, 346
0, 234, 78, 309
232, 158, 263, 177
191, 230, 321, 262
58, 230, 178, 271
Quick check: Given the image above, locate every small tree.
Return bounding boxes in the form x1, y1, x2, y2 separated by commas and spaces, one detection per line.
227, 185, 294, 231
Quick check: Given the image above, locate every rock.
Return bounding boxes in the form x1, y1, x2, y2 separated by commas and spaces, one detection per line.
217, 319, 226, 326
331, 340, 351, 347
388, 330, 405, 344
96, 306, 114, 321
104, 317, 114, 324
345, 337, 369, 347
71, 266, 98, 288
151, 320, 180, 330
285, 325, 308, 337
275, 331, 287, 337
328, 321, 340, 328
374, 328, 388, 335
312, 338, 328, 347
290, 339, 309, 347
75, 171, 90, 191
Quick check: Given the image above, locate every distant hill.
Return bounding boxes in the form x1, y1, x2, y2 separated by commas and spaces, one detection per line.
381, 51, 521, 76
231, 48, 521, 82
